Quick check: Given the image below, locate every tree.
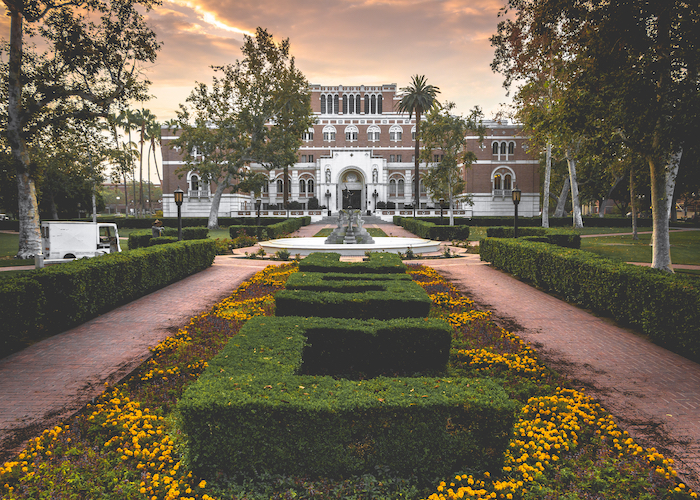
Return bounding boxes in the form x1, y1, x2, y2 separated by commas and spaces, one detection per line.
2, 0, 160, 257
105, 109, 138, 216
172, 28, 312, 228
492, 0, 700, 271
419, 102, 485, 226
396, 75, 440, 215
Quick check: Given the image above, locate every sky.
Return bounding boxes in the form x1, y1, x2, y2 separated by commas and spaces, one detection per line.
0, 0, 513, 122
142, 0, 512, 121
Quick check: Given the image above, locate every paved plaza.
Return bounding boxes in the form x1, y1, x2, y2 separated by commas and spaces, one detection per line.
0, 222, 699, 490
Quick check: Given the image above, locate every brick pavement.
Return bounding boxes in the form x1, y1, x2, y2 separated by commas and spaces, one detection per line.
0, 256, 276, 461
420, 255, 700, 490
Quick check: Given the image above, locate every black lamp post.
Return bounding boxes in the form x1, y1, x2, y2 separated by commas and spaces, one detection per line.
174, 186, 184, 241
512, 185, 522, 238
255, 196, 262, 227
439, 198, 444, 224
372, 189, 378, 214
325, 189, 331, 216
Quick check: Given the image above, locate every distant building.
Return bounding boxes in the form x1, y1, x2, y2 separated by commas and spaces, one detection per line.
160, 83, 540, 219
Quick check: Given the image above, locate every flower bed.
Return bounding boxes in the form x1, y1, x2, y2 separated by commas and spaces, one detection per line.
0, 262, 696, 500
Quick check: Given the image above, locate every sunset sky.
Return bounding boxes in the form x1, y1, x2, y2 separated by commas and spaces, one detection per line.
1, 0, 513, 122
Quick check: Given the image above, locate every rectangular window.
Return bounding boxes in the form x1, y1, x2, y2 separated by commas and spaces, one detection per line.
301, 155, 307, 162
390, 154, 395, 162
308, 155, 314, 163
397, 155, 402, 162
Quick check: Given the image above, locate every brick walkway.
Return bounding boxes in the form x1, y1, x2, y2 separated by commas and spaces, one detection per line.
1, 223, 699, 490
419, 255, 700, 490
0, 257, 276, 461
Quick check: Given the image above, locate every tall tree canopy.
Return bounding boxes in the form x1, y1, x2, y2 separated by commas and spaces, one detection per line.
420, 102, 485, 226
171, 27, 312, 229
396, 75, 440, 213
492, 0, 700, 271
2, 0, 160, 257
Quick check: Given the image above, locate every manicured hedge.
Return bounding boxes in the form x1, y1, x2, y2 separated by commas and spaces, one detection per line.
394, 217, 470, 240
149, 236, 178, 246
176, 316, 517, 482
275, 280, 432, 319
228, 217, 310, 240
0, 240, 216, 356
480, 238, 700, 361
298, 252, 406, 274
394, 216, 658, 228
128, 227, 209, 249
285, 271, 412, 292
486, 227, 581, 249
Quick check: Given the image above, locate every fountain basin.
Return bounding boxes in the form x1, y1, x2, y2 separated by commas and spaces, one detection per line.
259, 237, 441, 257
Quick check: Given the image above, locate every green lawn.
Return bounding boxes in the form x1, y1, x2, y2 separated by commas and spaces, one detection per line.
581, 229, 700, 266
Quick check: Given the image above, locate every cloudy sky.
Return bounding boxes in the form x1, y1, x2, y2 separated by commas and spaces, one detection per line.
2, 0, 513, 122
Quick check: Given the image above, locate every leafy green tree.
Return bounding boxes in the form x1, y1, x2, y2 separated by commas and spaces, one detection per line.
172, 28, 312, 228
2, 0, 160, 257
396, 75, 440, 215
419, 102, 485, 226
492, 0, 700, 271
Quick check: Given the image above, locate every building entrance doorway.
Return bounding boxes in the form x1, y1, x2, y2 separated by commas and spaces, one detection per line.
342, 189, 361, 209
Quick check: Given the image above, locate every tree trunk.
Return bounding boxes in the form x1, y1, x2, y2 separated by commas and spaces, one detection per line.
207, 173, 230, 229
554, 177, 570, 218
139, 124, 145, 217
8, 10, 42, 258
414, 110, 421, 217
648, 150, 681, 271
151, 140, 162, 184
123, 175, 129, 217
565, 148, 583, 228
542, 141, 552, 227
630, 167, 638, 240
448, 177, 454, 226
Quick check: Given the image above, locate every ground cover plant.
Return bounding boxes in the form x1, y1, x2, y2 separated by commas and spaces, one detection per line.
581, 230, 700, 266
0, 261, 696, 499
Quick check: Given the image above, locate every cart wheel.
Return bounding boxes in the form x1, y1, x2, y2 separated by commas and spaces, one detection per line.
63, 253, 76, 259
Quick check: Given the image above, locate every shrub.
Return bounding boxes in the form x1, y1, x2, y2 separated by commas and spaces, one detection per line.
397, 217, 470, 241
176, 316, 517, 483
0, 240, 217, 355
480, 237, 700, 361
298, 252, 406, 274
148, 236, 178, 246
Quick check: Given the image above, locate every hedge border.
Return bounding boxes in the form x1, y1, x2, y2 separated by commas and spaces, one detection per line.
479, 237, 700, 361
176, 315, 517, 482
0, 240, 216, 356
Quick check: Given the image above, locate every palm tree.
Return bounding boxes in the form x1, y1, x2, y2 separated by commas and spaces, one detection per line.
396, 75, 440, 215
146, 119, 163, 214
134, 108, 156, 216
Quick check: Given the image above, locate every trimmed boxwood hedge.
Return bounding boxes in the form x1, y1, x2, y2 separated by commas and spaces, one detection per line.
128, 227, 209, 249
394, 217, 470, 240
486, 227, 581, 249
480, 237, 700, 361
298, 252, 406, 274
392, 215, 661, 229
285, 271, 412, 293
228, 217, 310, 240
0, 240, 216, 356
176, 316, 517, 483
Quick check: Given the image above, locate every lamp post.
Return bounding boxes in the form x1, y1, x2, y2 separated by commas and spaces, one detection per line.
512, 185, 522, 238
174, 186, 184, 241
255, 196, 262, 227
439, 198, 444, 224
325, 189, 331, 217
372, 189, 378, 214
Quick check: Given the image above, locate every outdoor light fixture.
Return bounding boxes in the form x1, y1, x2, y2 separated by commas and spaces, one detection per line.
174, 186, 184, 241
255, 196, 262, 227
512, 185, 522, 238
439, 198, 445, 224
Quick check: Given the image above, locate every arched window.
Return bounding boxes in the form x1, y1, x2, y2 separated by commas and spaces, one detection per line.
411, 126, 416, 141
345, 125, 358, 142
494, 173, 502, 190
389, 179, 397, 196
302, 128, 314, 141
342, 95, 348, 114
420, 178, 427, 194
355, 95, 362, 114
398, 179, 405, 196
503, 174, 512, 190
377, 95, 383, 114
367, 125, 380, 142
365, 94, 370, 114
348, 95, 354, 114
333, 95, 339, 114
508, 142, 515, 155
492, 142, 499, 155
299, 179, 306, 193
263, 180, 269, 193
320, 95, 326, 114
307, 179, 314, 194
323, 125, 336, 142
190, 174, 199, 192
371, 95, 377, 114
389, 125, 403, 142
277, 179, 283, 192
492, 167, 515, 195
500, 142, 507, 155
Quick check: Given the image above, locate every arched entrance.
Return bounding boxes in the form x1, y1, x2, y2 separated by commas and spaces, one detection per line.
339, 169, 364, 209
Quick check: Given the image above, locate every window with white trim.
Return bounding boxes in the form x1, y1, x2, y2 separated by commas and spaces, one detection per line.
323, 125, 336, 142
389, 125, 403, 142
345, 125, 358, 142
367, 125, 380, 142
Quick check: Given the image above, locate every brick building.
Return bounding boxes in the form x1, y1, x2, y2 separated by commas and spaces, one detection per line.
160, 83, 540, 219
